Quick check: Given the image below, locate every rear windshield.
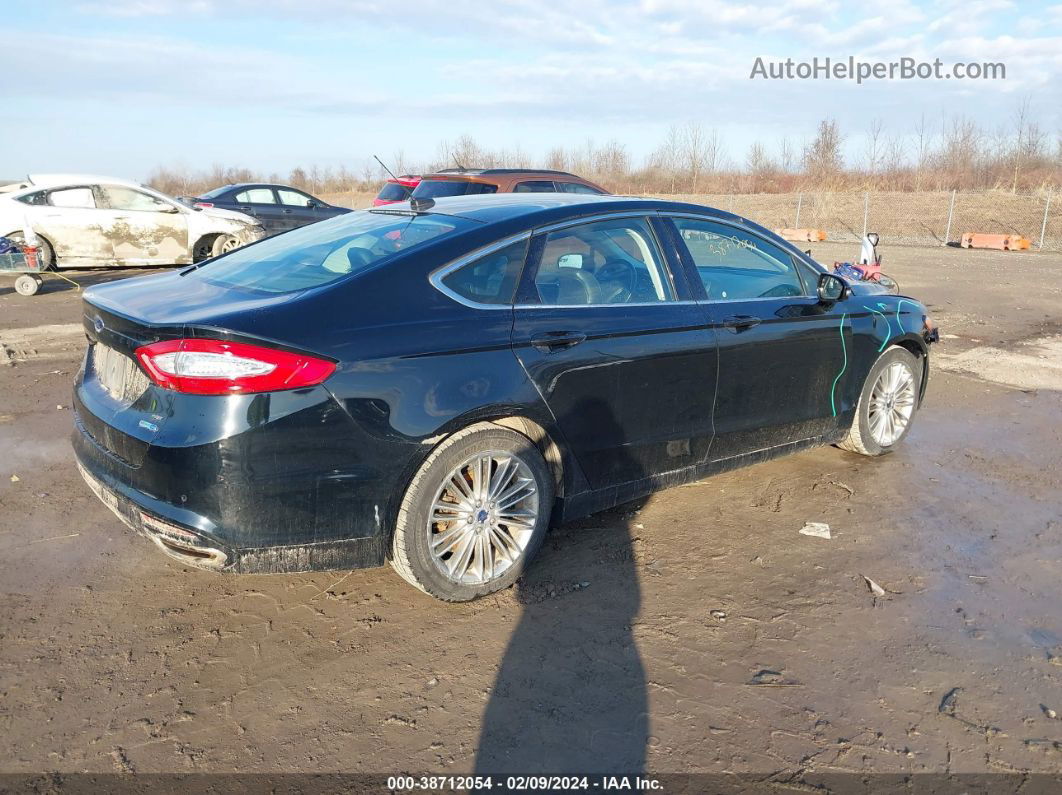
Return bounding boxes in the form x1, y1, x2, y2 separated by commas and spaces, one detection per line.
191, 210, 473, 294
412, 180, 499, 199
198, 186, 232, 199
377, 182, 414, 201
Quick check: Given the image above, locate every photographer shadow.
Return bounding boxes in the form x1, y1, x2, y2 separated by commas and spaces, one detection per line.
475, 397, 648, 775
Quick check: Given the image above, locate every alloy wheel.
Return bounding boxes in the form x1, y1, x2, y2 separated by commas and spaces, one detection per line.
868, 361, 916, 446
426, 451, 540, 585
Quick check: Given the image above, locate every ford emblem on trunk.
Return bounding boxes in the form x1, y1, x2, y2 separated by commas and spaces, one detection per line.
93, 316, 104, 333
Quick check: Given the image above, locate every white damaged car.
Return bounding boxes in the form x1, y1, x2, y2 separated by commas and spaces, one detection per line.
0, 174, 265, 269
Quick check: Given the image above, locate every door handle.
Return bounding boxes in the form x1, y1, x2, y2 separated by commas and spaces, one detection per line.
238, 206, 252, 211
722, 315, 762, 332
282, 209, 293, 214
530, 331, 586, 352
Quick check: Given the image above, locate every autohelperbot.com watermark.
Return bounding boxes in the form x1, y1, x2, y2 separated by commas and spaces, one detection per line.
750, 56, 1006, 83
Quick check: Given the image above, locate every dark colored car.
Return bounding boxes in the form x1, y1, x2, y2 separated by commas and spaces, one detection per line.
73, 195, 937, 601
373, 175, 421, 206
411, 168, 608, 200
193, 183, 350, 234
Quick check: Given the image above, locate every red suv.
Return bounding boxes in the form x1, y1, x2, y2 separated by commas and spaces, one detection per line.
373, 176, 421, 206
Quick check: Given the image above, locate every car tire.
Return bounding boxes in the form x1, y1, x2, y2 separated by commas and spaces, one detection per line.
4, 232, 54, 270
838, 346, 922, 457
211, 234, 242, 257
390, 423, 554, 602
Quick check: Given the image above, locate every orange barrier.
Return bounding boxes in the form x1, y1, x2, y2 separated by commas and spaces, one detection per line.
775, 228, 827, 242
960, 233, 1031, 251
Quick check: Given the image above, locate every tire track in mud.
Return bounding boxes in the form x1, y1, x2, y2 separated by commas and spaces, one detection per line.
935, 334, 1062, 391
0, 323, 84, 366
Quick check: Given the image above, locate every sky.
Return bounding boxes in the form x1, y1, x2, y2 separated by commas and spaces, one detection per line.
2, 0, 1060, 181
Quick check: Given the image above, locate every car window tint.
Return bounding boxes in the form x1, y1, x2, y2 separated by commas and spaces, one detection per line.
412, 181, 499, 198
557, 182, 604, 195
101, 186, 172, 212
277, 189, 311, 207
377, 182, 413, 201
533, 217, 674, 306
439, 239, 528, 305
673, 217, 805, 300
199, 186, 231, 200
514, 181, 557, 193
48, 187, 96, 209
16, 191, 48, 205
194, 210, 473, 294
235, 188, 276, 204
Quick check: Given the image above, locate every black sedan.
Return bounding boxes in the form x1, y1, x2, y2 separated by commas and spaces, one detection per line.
72, 194, 937, 601
193, 183, 350, 234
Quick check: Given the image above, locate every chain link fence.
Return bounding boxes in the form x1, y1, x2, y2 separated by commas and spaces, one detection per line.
662, 190, 1060, 251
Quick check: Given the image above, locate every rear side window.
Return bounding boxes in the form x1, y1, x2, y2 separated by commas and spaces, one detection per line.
557, 182, 605, 195
235, 188, 276, 204
192, 210, 472, 294
514, 181, 556, 193
672, 217, 805, 300
48, 187, 96, 209
439, 239, 528, 305
412, 180, 499, 199
377, 182, 413, 201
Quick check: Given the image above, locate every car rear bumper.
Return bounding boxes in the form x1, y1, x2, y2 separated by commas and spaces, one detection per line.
74, 429, 390, 573
72, 383, 397, 573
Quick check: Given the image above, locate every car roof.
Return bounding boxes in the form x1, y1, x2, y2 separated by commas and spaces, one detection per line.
25, 174, 143, 189
381, 193, 741, 226
429, 168, 582, 178
211, 183, 307, 191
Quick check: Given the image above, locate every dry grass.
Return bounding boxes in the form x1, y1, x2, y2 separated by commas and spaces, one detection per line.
322, 189, 1060, 250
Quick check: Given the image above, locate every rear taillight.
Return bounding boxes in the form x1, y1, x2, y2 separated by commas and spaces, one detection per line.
193, 201, 213, 208
135, 339, 335, 395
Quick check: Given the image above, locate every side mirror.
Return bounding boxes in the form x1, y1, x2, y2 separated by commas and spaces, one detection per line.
306, 199, 318, 208
160, 204, 181, 214
818, 272, 849, 302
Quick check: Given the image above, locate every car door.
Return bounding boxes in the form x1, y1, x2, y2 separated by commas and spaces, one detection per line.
276, 187, 321, 230
232, 187, 285, 233
96, 184, 189, 265
666, 215, 848, 462
30, 185, 113, 265
511, 214, 718, 490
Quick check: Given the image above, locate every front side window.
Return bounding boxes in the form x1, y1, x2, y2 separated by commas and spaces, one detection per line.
514, 181, 556, 193
532, 217, 675, 306
101, 185, 173, 212
192, 210, 473, 294
411, 180, 499, 199
439, 239, 528, 305
672, 217, 805, 300
235, 188, 276, 204
47, 187, 96, 209
278, 189, 312, 207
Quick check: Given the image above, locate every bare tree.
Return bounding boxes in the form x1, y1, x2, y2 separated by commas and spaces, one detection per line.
913, 113, 934, 190
803, 119, 844, 181
779, 137, 796, 173
938, 114, 983, 189
864, 118, 885, 177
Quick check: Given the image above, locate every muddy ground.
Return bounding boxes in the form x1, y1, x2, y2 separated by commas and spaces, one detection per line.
1, 242, 1060, 785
